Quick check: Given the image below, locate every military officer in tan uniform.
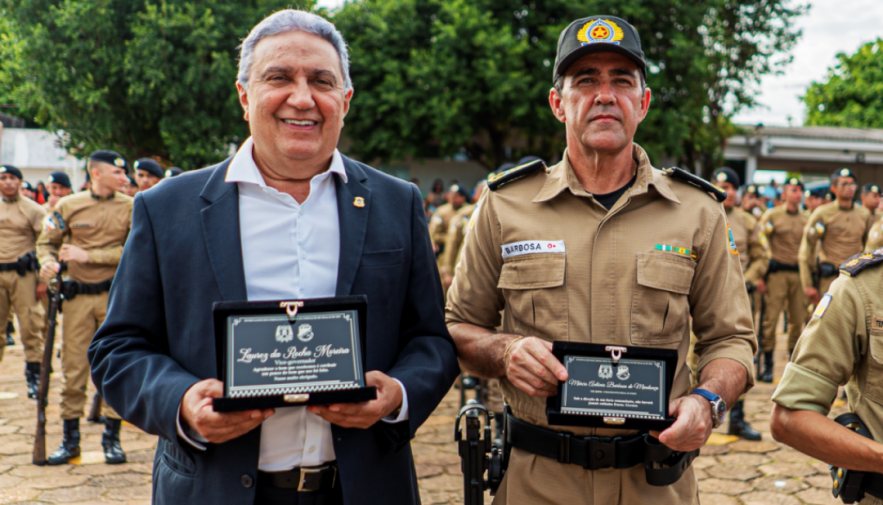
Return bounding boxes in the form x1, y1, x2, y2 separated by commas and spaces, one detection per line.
770, 249, 883, 505
430, 184, 468, 293
0, 165, 47, 399
741, 184, 764, 219
862, 183, 880, 217
446, 16, 756, 504
441, 180, 486, 289
867, 214, 883, 253
133, 158, 164, 191
799, 168, 874, 306
38, 150, 133, 466
757, 177, 808, 382
39, 171, 74, 341
804, 186, 827, 214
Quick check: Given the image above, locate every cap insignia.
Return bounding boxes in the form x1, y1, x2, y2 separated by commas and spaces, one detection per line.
578, 19, 624, 46
114, 158, 125, 168
0, 167, 6, 173
715, 173, 727, 183
840, 168, 850, 177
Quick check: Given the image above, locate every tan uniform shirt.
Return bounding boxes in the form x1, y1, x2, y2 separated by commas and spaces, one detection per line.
428, 202, 456, 251
37, 191, 133, 284
0, 196, 47, 262
726, 206, 768, 284
441, 203, 476, 275
446, 145, 756, 503
866, 215, 883, 253
760, 205, 807, 266
772, 253, 883, 444
799, 202, 873, 289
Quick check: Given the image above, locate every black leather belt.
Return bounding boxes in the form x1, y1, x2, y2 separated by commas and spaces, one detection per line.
768, 260, 799, 273
507, 413, 697, 486
257, 463, 338, 492
0, 263, 18, 272
62, 278, 113, 299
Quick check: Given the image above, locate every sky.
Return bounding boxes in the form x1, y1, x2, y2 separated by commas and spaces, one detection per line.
317, 0, 883, 127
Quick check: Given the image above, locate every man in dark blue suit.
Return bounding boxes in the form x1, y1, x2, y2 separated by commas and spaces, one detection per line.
88, 9, 458, 505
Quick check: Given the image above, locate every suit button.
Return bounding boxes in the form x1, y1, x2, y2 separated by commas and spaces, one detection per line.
241, 475, 254, 488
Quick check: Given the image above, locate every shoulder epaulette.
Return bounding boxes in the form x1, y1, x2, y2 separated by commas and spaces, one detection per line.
662, 168, 726, 203
840, 250, 883, 276
487, 160, 546, 191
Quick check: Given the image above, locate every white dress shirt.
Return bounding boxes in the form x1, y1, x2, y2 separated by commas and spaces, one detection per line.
178, 137, 408, 471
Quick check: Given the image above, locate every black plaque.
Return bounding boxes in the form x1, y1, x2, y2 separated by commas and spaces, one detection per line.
547, 342, 677, 430
212, 296, 377, 412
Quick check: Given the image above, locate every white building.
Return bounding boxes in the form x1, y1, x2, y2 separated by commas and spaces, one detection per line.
0, 124, 83, 189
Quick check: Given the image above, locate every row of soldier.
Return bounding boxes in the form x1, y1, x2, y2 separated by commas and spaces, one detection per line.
0, 153, 181, 466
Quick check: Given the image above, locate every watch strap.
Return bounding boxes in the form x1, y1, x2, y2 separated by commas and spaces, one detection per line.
691, 388, 719, 402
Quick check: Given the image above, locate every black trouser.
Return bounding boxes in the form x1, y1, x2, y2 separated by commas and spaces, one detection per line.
255, 485, 343, 505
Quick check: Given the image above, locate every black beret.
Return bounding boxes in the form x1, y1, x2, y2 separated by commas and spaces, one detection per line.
164, 167, 183, 178
126, 174, 137, 186
807, 187, 827, 198
712, 167, 740, 188
89, 150, 128, 171
784, 177, 804, 189
862, 183, 880, 195
47, 171, 72, 189
134, 158, 165, 179
449, 184, 470, 198
744, 184, 759, 195
21, 181, 34, 191
833, 167, 857, 181
0, 165, 23, 179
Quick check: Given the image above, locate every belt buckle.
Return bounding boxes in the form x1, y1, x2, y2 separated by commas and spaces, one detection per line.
588, 437, 616, 470
297, 465, 335, 492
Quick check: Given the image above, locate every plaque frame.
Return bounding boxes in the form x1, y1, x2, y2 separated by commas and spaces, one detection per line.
546, 342, 678, 431
212, 295, 377, 412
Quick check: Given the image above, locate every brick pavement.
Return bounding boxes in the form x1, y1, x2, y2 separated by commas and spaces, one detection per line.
0, 318, 847, 505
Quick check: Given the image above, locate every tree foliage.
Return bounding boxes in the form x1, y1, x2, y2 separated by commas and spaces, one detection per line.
803, 39, 883, 129
334, 0, 804, 172
0, 0, 312, 168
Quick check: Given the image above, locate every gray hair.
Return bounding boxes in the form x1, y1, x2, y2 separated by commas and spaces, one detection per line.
237, 10, 353, 91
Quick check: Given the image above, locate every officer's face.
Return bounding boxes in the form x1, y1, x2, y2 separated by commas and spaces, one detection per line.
550, 52, 651, 154
47, 183, 72, 199
238, 30, 352, 171
91, 162, 128, 193
136, 170, 162, 191
719, 181, 737, 209
863, 191, 880, 209
832, 177, 857, 201
783, 184, 803, 205
0, 174, 21, 198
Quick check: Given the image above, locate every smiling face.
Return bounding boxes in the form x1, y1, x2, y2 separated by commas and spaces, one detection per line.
238, 30, 352, 173
549, 52, 650, 155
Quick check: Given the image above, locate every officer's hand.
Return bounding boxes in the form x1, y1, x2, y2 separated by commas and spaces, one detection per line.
803, 286, 820, 306
444, 275, 453, 287
307, 371, 403, 429
505, 337, 567, 397
59, 244, 89, 264
40, 261, 60, 281
649, 394, 713, 452
181, 378, 274, 444
35, 282, 48, 301
756, 279, 767, 296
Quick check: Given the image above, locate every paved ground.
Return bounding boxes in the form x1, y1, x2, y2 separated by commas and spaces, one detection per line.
0, 317, 847, 504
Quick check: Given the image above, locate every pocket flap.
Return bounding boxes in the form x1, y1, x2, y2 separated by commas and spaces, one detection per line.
498, 254, 565, 290
360, 248, 403, 267
636, 253, 695, 295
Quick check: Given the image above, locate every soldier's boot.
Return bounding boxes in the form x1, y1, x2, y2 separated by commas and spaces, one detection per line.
5, 321, 13, 346
102, 418, 127, 465
727, 400, 762, 441
24, 362, 40, 400
760, 352, 774, 383
47, 419, 81, 465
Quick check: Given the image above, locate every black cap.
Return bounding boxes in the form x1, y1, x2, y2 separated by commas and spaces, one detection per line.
0, 165, 23, 179
449, 184, 470, 198
807, 187, 827, 198
862, 183, 880, 195
784, 177, 804, 189
47, 171, 72, 189
712, 167, 740, 188
89, 150, 128, 171
164, 167, 183, 178
554, 16, 645, 83
134, 158, 165, 179
832, 167, 857, 181
20, 181, 34, 191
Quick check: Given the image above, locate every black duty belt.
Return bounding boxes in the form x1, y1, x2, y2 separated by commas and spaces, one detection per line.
820, 262, 839, 278
0, 262, 18, 272
0, 252, 39, 276
768, 260, 799, 273
507, 413, 698, 486
257, 463, 338, 492
62, 278, 113, 300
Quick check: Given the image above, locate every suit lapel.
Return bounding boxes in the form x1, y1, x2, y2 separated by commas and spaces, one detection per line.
335, 157, 371, 297
200, 159, 247, 301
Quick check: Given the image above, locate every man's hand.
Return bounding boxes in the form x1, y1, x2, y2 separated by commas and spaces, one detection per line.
804, 286, 820, 306
180, 378, 273, 444
35, 282, 48, 301
650, 394, 713, 452
756, 279, 767, 296
59, 244, 89, 264
40, 261, 60, 281
307, 371, 403, 428
505, 337, 567, 397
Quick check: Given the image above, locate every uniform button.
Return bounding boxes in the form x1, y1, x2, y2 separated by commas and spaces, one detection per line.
299, 208, 305, 216
308, 446, 316, 454
241, 474, 253, 488
300, 251, 307, 260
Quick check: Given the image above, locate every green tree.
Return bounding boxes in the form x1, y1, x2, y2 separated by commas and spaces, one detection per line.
334, 0, 804, 173
803, 39, 883, 129
0, 0, 313, 169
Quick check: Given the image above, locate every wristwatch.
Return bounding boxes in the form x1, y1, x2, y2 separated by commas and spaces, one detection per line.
691, 388, 727, 428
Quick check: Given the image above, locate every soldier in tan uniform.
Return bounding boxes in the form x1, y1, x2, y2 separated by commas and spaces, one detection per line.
770, 250, 883, 505
862, 183, 880, 217
38, 150, 133, 466
757, 177, 808, 382
133, 158, 164, 191
710, 167, 766, 440
799, 168, 874, 306
867, 215, 883, 253
441, 180, 486, 289
446, 16, 756, 504
430, 184, 468, 292
741, 184, 764, 219
0, 165, 47, 399
40, 172, 74, 339
804, 186, 827, 214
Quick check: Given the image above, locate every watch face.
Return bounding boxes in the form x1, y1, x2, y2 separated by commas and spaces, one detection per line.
714, 401, 727, 424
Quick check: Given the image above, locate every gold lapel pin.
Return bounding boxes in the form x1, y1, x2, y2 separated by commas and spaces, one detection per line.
353, 196, 365, 208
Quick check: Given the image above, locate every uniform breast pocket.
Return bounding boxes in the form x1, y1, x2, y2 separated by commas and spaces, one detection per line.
630, 253, 695, 346
497, 254, 567, 340
865, 330, 883, 405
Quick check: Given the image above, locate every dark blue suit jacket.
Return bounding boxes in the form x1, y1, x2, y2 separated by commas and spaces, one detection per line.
89, 156, 459, 504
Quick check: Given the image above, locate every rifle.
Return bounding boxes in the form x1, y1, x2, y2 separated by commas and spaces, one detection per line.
456, 400, 506, 505
33, 265, 63, 466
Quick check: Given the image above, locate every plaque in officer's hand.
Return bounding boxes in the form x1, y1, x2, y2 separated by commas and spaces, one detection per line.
211, 296, 377, 412
547, 342, 677, 431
